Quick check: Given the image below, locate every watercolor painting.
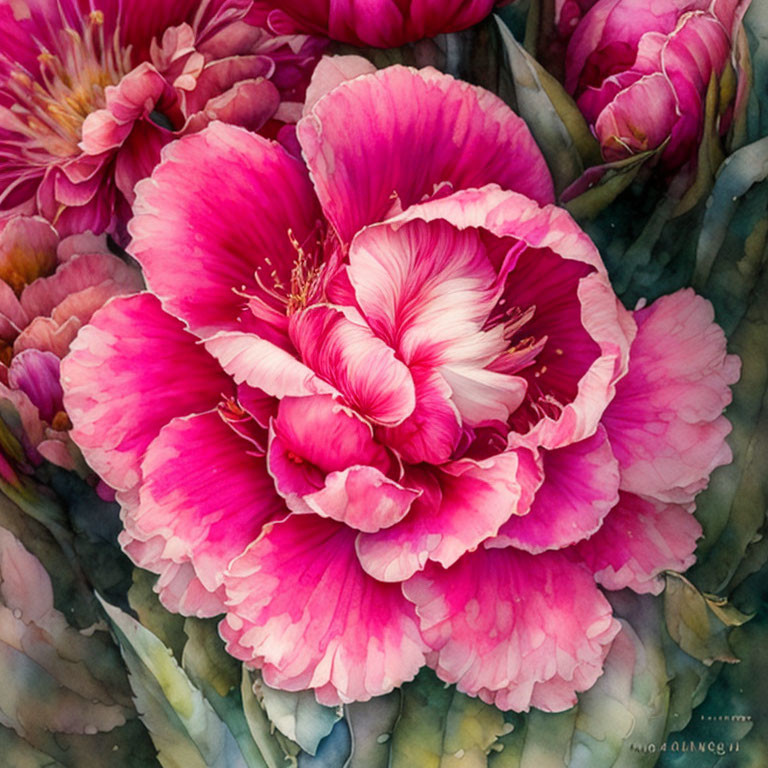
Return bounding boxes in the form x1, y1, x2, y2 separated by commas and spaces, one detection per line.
0, 0, 766, 766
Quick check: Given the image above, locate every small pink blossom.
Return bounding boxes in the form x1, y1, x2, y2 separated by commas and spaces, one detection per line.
0, 0, 323, 241
62, 58, 739, 711
0, 216, 142, 471
564, 0, 749, 171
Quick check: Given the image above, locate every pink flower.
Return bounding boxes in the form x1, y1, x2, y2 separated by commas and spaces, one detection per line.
564, 0, 749, 170
62, 58, 739, 711
249, 0, 503, 47
0, 0, 323, 241
0, 216, 142, 471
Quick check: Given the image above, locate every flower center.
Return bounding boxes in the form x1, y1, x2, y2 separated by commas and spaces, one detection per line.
2, 11, 130, 159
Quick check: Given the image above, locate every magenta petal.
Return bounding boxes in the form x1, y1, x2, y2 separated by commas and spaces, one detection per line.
289, 305, 415, 426
61, 293, 233, 492
356, 448, 543, 581
7, 349, 63, 422
577, 492, 702, 595
489, 426, 620, 553
221, 515, 428, 704
126, 411, 285, 613
129, 122, 323, 337
403, 548, 620, 712
298, 65, 554, 243
602, 289, 740, 505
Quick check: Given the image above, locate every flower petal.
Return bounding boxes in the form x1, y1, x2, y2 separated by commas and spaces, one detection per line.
298, 65, 554, 244
577, 492, 702, 595
221, 514, 428, 704
129, 122, 323, 337
61, 293, 232, 492
602, 289, 740, 505
403, 548, 621, 712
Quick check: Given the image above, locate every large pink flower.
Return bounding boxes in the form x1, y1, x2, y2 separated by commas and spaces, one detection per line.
249, 0, 504, 47
0, 0, 323, 240
62, 58, 739, 711
0, 216, 142, 472
564, 0, 749, 170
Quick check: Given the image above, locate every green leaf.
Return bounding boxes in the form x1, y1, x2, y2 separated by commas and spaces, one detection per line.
495, 16, 600, 195
259, 677, 341, 756
663, 573, 743, 666
98, 595, 257, 768
344, 690, 402, 768
240, 668, 294, 768
389, 669, 508, 768
128, 569, 187, 663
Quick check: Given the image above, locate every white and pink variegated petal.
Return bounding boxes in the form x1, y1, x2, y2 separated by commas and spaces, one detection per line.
577, 492, 702, 596
128, 411, 285, 605
61, 293, 232, 493
204, 331, 334, 399
221, 514, 429, 704
298, 66, 554, 244
602, 289, 740, 505
488, 426, 620, 554
403, 548, 621, 712
129, 122, 323, 338
289, 304, 415, 426
356, 448, 542, 582
347, 218, 500, 367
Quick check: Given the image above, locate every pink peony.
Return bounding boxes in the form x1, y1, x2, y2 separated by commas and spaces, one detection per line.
0, 0, 323, 240
0, 216, 142, 471
62, 58, 739, 711
249, 0, 503, 47
564, 0, 749, 170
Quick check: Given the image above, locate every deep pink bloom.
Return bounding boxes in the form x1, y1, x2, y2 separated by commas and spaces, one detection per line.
0, 0, 323, 240
0, 216, 142, 471
249, 0, 504, 47
564, 0, 749, 170
62, 58, 738, 711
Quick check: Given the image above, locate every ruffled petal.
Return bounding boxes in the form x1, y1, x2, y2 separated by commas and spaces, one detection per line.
577, 492, 702, 595
602, 289, 740, 505
61, 293, 232, 492
129, 122, 323, 337
403, 548, 621, 712
488, 426, 620, 553
356, 448, 542, 581
124, 410, 285, 615
298, 65, 554, 244
221, 514, 429, 704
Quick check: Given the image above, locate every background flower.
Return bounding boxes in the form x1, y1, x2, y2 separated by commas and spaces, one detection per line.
563, 0, 750, 172
0, 216, 141, 472
61, 58, 738, 713
249, 0, 506, 47
0, 0, 323, 240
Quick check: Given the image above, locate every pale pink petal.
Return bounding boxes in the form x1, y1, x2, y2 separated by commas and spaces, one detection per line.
302, 55, 377, 114
298, 66, 554, 244
289, 305, 415, 426
204, 331, 334, 398
577, 492, 702, 595
221, 514, 429, 704
602, 289, 740, 505
403, 549, 621, 712
126, 411, 285, 614
61, 293, 232, 492
356, 448, 542, 582
488, 426, 620, 553
129, 122, 323, 337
